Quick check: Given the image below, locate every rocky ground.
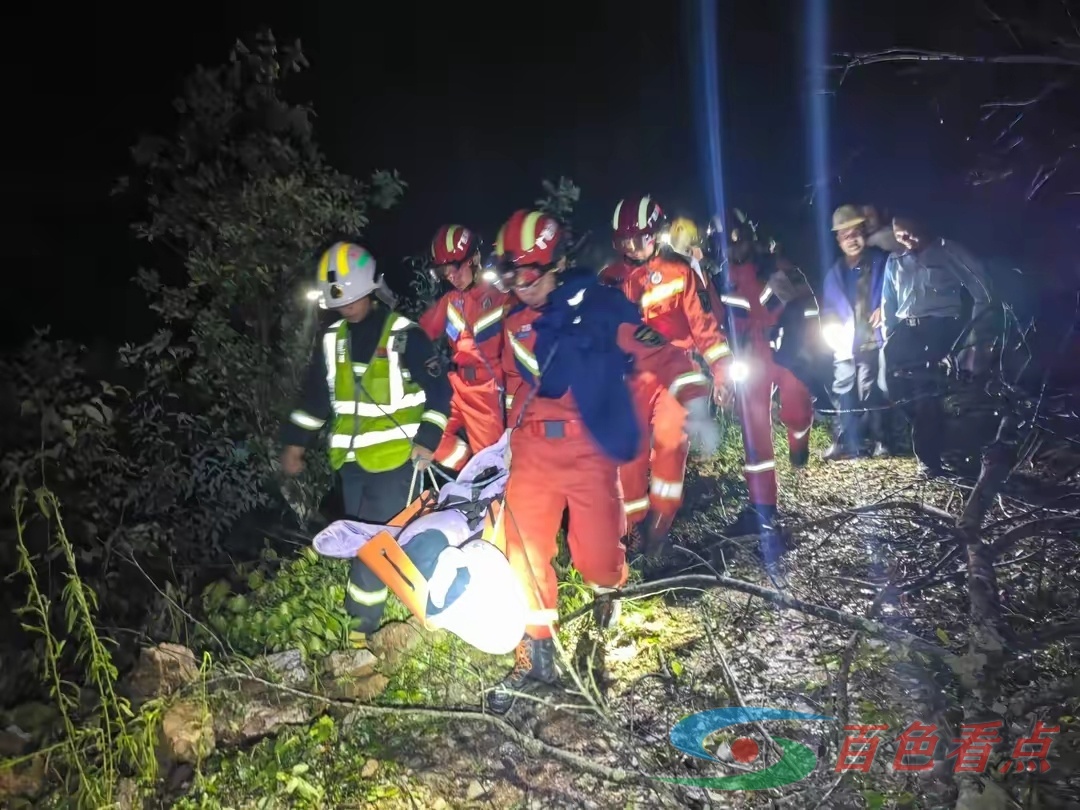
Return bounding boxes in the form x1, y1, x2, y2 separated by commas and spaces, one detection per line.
4, 427, 1078, 809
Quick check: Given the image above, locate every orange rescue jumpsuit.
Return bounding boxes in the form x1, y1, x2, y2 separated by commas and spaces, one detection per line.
721, 260, 815, 506
501, 308, 708, 640
419, 283, 509, 470
600, 250, 731, 531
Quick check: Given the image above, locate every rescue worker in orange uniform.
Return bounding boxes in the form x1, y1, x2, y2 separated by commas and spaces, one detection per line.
487, 209, 719, 714
708, 209, 816, 550
600, 195, 733, 553
419, 225, 509, 471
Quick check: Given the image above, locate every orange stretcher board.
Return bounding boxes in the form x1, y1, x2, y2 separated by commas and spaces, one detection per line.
356, 491, 507, 629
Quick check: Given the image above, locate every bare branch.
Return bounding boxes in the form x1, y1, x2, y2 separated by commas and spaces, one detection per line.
832, 48, 1080, 70
209, 670, 638, 784
981, 79, 1069, 107
561, 572, 962, 666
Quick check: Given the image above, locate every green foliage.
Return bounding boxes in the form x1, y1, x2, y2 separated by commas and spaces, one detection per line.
197, 546, 352, 660
175, 714, 426, 809
6, 486, 161, 808
535, 176, 580, 221
398, 254, 441, 320
118, 28, 405, 546
0, 28, 406, 695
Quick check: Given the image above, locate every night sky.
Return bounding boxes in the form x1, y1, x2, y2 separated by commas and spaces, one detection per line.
4, 0, 1074, 350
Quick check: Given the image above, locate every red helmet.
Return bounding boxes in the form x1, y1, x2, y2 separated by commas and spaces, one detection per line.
494, 210, 565, 289
612, 194, 664, 253
430, 224, 479, 266
495, 210, 564, 268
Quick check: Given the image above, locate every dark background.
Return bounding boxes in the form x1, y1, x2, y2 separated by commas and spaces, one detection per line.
4, 0, 1075, 350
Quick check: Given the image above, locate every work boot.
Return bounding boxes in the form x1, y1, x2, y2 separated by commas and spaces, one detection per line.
347, 619, 371, 650
822, 441, 856, 462
592, 586, 622, 631
724, 504, 778, 537
486, 637, 558, 715
789, 445, 810, 468
748, 506, 788, 588
917, 460, 946, 479
638, 509, 673, 559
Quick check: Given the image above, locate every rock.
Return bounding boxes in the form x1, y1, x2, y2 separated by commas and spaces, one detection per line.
466, 780, 486, 800
127, 643, 200, 701
6, 703, 59, 745
160, 700, 215, 764
262, 649, 310, 686
431, 798, 448, 810
367, 620, 424, 672
116, 777, 142, 810
323, 649, 377, 680
360, 758, 379, 778
0, 754, 45, 802
0, 726, 32, 757
213, 695, 314, 747
325, 673, 389, 702
536, 711, 586, 750
323, 648, 389, 702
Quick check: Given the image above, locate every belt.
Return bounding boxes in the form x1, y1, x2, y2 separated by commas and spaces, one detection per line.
520, 419, 587, 439
902, 316, 958, 327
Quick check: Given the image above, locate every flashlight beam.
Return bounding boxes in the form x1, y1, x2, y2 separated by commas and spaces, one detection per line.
805, 0, 833, 275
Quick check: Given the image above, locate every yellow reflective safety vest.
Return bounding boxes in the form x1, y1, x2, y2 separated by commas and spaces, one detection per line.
324, 312, 427, 473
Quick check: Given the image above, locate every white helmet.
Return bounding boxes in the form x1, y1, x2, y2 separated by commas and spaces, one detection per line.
316, 242, 396, 310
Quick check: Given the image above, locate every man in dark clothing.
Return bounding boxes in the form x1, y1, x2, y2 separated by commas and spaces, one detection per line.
820, 205, 892, 460
882, 217, 994, 475
280, 242, 452, 646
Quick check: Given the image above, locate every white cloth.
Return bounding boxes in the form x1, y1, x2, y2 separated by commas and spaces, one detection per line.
685, 397, 721, 456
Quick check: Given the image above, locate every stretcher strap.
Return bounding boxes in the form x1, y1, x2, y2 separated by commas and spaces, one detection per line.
358, 532, 431, 627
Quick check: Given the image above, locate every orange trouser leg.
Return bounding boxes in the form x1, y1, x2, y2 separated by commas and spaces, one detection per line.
618, 377, 656, 526
776, 364, 814, 452
738, 366, 778, 507
455, 377, 507, 454
503, 431, 568, 640
648, 386, 689, 532
433, 398, 470, 471
565, 439, 629, 591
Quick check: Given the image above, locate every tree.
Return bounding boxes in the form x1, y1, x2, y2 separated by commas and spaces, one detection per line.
116, 29, 405, 550
832, 3, 1079, 210
535, 176, 581, 221
1, 30, 404, 691
399, 254, 441, 320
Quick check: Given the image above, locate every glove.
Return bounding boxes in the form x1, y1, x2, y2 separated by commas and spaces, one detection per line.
685, 397, 721, 457
411, 445, 434, 471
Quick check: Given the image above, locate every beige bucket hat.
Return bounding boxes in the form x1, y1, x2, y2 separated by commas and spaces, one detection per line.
831, 205, 867, 232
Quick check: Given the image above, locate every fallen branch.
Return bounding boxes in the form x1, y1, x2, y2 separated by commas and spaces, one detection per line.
786, 499, 961, 538
214, 670, 638, 785
562, 573, 962, 667
1012, 619, 1080, 650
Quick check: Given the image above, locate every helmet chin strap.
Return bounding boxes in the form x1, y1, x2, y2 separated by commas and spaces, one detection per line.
624, 242, 658, 267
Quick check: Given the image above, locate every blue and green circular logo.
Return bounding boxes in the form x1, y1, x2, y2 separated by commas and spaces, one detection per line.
657, 707, 834, 790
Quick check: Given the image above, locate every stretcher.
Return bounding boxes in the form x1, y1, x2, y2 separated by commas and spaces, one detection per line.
312, 432, 527, 655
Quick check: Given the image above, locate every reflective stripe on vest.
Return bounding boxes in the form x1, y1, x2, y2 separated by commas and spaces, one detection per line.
323, 313, 427, 472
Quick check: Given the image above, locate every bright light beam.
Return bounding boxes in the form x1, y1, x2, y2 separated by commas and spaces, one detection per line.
693, 0, 728, 268
805, 0, 833, 275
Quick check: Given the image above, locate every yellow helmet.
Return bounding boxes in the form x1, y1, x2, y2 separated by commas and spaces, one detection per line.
668, 217, 700, 255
